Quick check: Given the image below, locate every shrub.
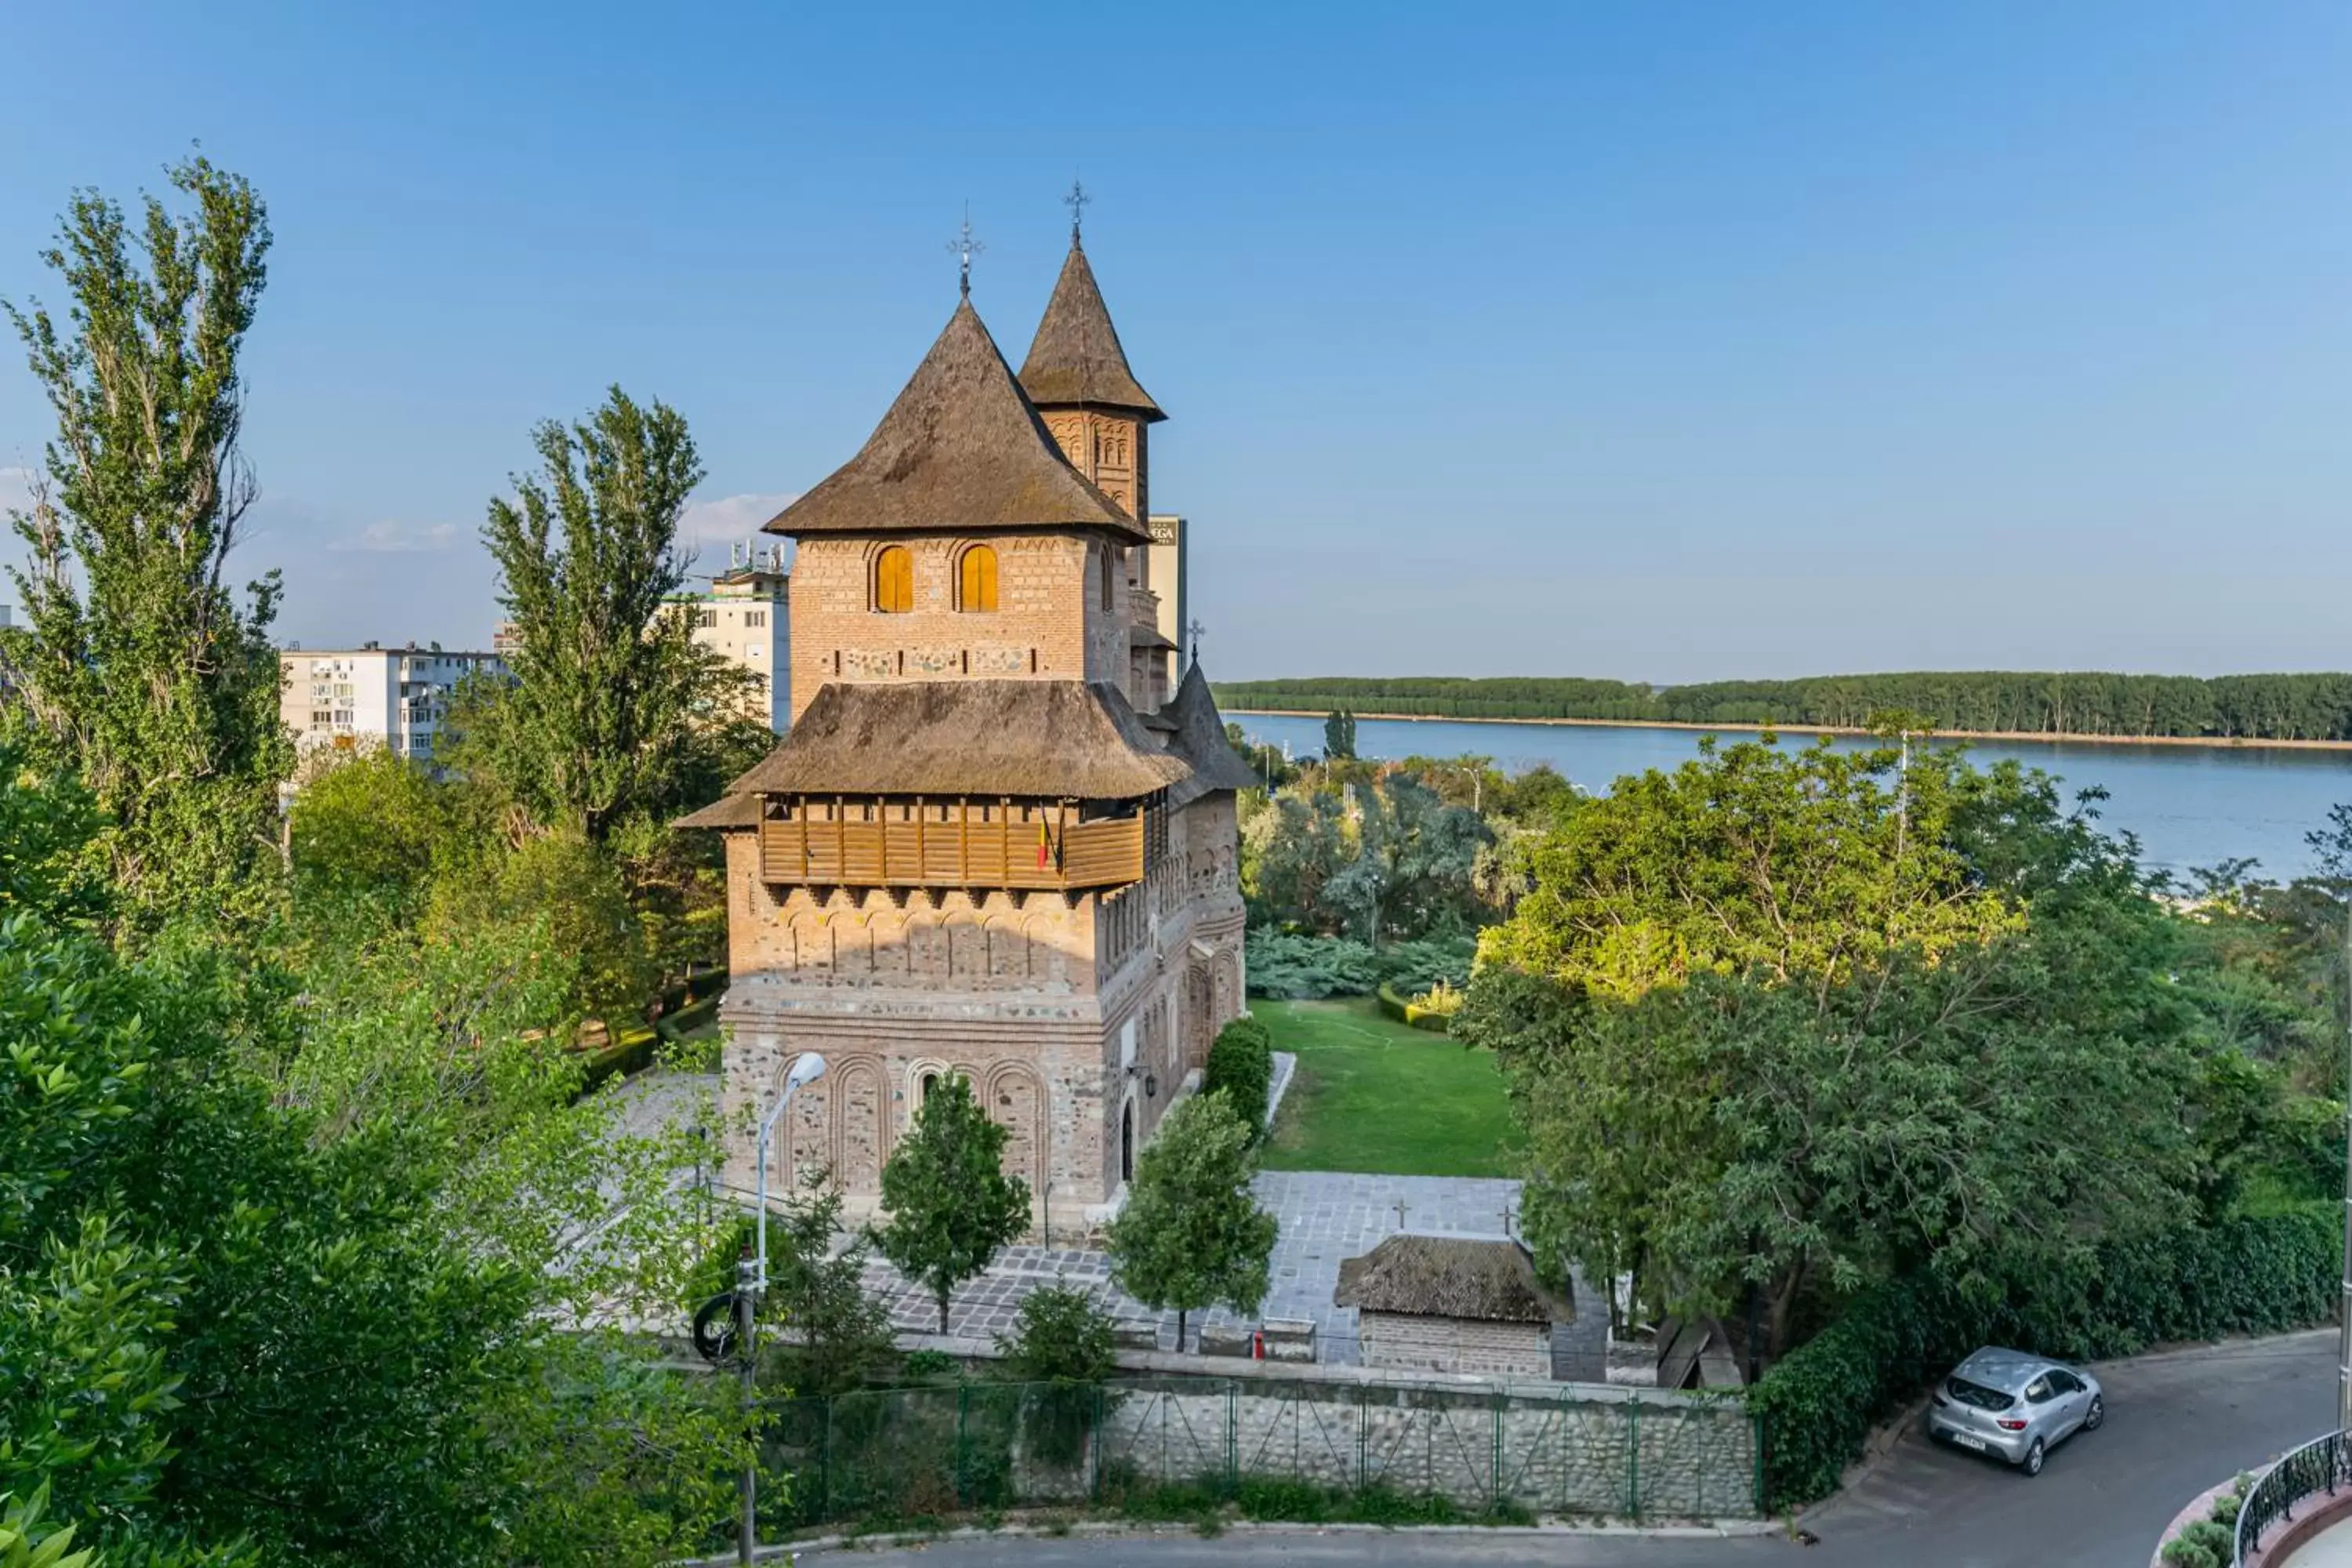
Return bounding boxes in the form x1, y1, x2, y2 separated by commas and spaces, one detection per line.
1375, 981, 1457, 1033
2209, 1490, 2241, 1527
2179, 1519, 2234, 1558
1371, 935, 1475, 995
2161, 1536, 2220, 1568
898, 1349, 960, 1383
995, 1284, 1116, 1384
1245, 930, 1378, 999
1750, 1205, 2339, 1510
1243, 930, 1476, 1002
1205, 1018, 1275, 1134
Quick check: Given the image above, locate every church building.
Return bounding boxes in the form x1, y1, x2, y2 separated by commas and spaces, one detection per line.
682, 211, 1255, 1237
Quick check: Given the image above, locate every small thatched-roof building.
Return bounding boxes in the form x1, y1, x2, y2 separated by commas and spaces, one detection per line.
1335, 1235, 1574, 1379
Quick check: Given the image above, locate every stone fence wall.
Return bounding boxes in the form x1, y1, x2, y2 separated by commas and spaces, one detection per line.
761, 1372, 1759, 1527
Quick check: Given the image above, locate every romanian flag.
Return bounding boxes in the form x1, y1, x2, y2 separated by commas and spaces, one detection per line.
1037, 819, 1052, 869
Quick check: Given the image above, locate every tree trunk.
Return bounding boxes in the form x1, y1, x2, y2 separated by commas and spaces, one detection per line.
938, 1288, 951, 1335
1176, 1308, 1189, 1354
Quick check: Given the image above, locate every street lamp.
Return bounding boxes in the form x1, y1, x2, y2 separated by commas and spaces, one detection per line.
737, 1051, 826, 1567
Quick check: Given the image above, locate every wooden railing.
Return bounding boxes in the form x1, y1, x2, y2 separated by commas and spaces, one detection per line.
758, 808, 1145, 892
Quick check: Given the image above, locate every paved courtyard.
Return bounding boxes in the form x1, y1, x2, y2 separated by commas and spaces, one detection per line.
861, 1170, 1533, 1365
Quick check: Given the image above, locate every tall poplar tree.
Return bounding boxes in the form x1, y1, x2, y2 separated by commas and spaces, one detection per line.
1, 155, 290, 924
450, 388, 764, 840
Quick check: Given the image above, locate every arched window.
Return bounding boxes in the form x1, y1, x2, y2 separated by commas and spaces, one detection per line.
873, 545, 913, 613
1099, 545, 1116, 610
958, 545, 998, 612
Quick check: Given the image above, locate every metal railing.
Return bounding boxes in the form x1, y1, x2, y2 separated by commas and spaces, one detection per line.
2238, 1429, 2352, 1564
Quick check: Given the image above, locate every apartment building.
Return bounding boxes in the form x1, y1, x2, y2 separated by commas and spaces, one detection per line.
278, 642, 506, 760
672, 542, 790, 731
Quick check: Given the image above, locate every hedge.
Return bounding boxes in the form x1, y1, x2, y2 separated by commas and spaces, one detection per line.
1374, 982, 1454, 1033
1749, 1205, 2339, 1510
1205, 1017, 1275, 1134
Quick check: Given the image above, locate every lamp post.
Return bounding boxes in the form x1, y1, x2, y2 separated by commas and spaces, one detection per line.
738, 1051, 826, 1567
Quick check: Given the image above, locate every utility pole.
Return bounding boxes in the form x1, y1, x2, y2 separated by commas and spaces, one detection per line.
2338, 896, 2352, 1436
735, 1249, 759, 1566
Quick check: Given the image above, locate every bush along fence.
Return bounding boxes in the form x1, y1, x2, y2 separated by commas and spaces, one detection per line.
1749, 1206, 2341, 1512
752, 1374, 1759, 1533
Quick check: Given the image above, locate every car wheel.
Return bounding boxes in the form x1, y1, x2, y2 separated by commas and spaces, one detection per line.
2084, 1396, 2103, 1432
2021, 1438, 2045, 1477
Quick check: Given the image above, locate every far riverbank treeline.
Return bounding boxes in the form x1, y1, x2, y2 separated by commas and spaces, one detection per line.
1213, 672, 2352, 743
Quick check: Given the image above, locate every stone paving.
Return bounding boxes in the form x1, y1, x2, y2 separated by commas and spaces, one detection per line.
860, 1169, 1534, 1365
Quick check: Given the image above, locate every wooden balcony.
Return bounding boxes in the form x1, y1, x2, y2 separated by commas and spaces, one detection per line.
757, 800, 1147, 892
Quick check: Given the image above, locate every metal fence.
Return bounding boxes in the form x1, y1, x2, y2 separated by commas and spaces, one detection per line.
756, 1375, 1760, 1529
2238, 1428, 2352, 1563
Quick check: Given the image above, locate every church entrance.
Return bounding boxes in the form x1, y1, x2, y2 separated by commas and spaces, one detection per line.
1120, 1101, 1134, 1185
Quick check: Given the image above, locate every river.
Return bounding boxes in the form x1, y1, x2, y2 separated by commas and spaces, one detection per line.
1228, 713, 2352, 880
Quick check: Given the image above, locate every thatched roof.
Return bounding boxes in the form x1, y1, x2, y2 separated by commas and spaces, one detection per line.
673, 792, 762, 830
768, 299, 1148, 544
1018, 243, 1165, 421
1334, 1236, 1573, 1326
1161, 662, 1260, 808
724, 681, 1189, 800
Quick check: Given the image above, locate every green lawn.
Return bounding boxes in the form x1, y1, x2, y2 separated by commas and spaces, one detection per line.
1254, 997, 1523, 1178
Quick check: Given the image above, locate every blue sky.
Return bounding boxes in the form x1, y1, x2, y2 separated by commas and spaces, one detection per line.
1, 2, 2347, 682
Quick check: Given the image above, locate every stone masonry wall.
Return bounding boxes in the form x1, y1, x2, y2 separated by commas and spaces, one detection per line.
1359, 1312, 1552, 1380
717, 794, 1247, 1229
1094, 1379, 1758, 1519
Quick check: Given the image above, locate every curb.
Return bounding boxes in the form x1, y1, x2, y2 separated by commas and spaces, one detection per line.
679, 1512, 1782, 1563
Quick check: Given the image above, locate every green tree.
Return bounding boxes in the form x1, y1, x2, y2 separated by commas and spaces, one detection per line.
287, 746, 452, 909
996, 1283, 1117, 1384
1240, 787, 1350, 929
751, 1174, 897, 1399
2, 747, 740, 1567
1323, 773, 1492, 944
448, 387, 768, 841
1476, 734, 2020, 999
1322, 709, 1356, 761
871, 1077, 1031, 1333
421, 829, 653, 1024
1105, 1093, 1277, 1352
1460, 738, 2216, 1354
0, 156, 290, 926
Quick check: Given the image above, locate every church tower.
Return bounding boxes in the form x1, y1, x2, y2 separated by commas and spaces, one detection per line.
683, 212, 1254, 1245
1019, 188, 1176, 706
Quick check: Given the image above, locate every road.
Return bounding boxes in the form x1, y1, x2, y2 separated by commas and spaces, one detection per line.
832, 1331, 2334, 1568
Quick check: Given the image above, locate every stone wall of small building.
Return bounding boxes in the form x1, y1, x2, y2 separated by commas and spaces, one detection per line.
1358, 1311, 1553, 1380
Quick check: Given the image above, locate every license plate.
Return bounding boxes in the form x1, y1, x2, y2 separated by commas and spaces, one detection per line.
1952, 1433, 1987, 1453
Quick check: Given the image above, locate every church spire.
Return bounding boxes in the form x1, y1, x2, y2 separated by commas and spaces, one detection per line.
1018, 213, 1164, 422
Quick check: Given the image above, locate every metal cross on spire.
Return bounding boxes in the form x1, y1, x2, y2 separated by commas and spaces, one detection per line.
1065, 178, 1090, 247
1186, 617, 1206, 671
946, 205, 985, 297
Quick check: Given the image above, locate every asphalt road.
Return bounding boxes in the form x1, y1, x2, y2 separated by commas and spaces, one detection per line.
829, 1330, 2336, 1568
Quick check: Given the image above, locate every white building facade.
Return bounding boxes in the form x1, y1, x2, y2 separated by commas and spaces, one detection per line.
278, 644, 506, 761
675, 543, 790, 731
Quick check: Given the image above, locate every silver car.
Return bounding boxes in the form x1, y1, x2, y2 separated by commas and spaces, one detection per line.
1925, 1347, 2105, 1476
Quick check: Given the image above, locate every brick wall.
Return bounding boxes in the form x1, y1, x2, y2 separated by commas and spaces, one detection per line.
787, 533, 1139, 724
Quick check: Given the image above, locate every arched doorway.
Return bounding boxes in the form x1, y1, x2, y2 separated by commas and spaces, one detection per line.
1120, 1100, 1135, 1185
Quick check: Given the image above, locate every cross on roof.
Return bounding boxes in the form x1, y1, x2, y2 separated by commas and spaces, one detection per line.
946, 205, 985, 297
1065, 178, 1090, 246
